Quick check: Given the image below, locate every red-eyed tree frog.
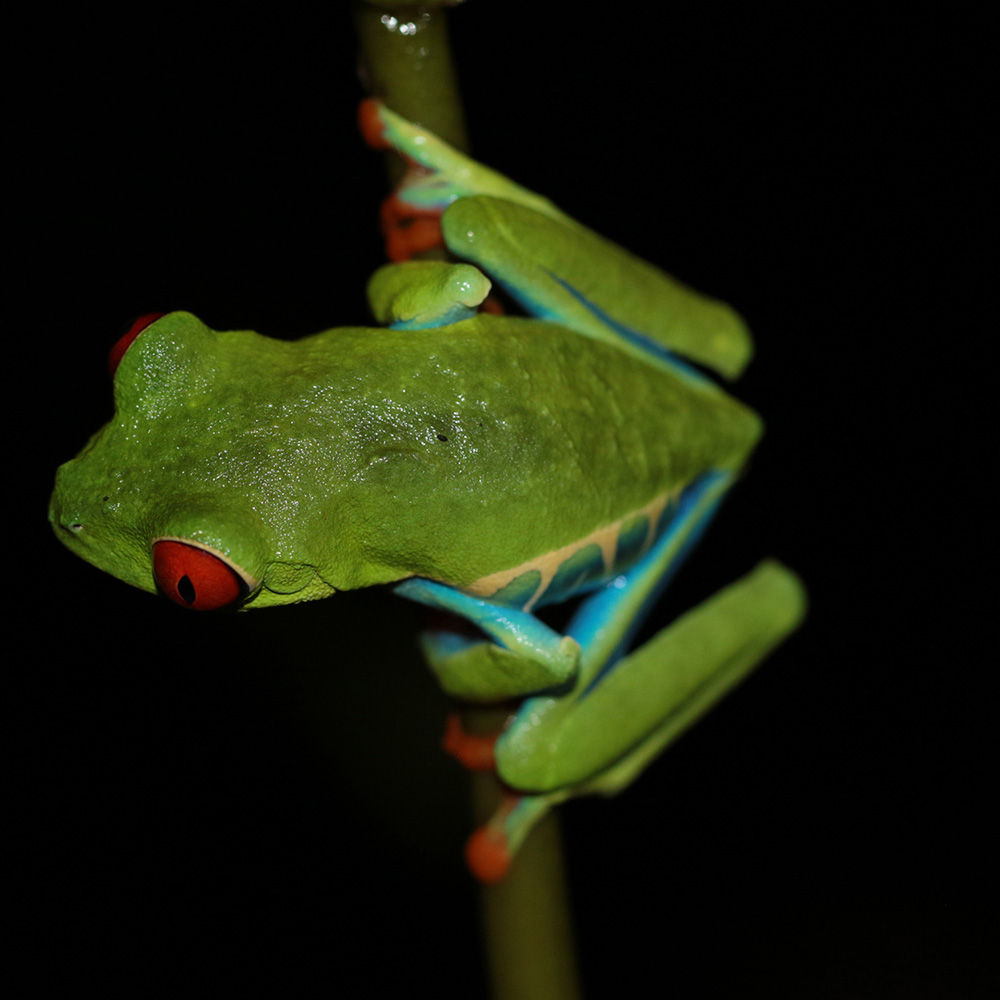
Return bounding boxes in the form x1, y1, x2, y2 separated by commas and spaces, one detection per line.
49, 100, 806, 881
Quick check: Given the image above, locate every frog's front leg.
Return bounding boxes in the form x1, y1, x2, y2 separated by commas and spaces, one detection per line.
393, 577, 581, 700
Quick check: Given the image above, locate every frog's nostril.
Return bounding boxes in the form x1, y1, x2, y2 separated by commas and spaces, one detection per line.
53, 506, 84, 533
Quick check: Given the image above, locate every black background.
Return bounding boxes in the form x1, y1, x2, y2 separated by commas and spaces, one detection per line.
14, 3, 992, 997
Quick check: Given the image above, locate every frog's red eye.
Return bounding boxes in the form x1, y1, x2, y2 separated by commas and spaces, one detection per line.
108, 313, 166, 376
152, 540, 250, 610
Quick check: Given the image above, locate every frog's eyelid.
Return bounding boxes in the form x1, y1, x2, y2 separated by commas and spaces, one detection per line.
108, 313, 167, 377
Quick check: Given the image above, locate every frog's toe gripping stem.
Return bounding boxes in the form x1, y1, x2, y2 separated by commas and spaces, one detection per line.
442, 712, 497, 771
418, 626, 580, 702
360, 99, 451, 261
465, 792, 564, 884
442, 717, 557, 884
465, 794, 518, 884
379, 194, 446, 262
358, 97, 391, 152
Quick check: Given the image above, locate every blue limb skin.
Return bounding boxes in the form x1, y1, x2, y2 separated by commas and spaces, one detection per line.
393, 577, 582, 700
565, 469, 733, 693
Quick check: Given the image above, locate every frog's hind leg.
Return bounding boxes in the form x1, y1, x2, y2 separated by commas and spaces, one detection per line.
440, 196, 751, 381
462, 471, 804, 879
495, 468, 805, 792
505, 558, 807, 792
453, 469, 735, 878
360, 98, 751, 377
464, 559, 806, 883
359, 99, 567, 226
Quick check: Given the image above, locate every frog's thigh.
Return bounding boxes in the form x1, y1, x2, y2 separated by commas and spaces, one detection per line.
490, 468, 734, 788
466, 562, 806, 878
441, 196, 751, 379
441, 196, 620, 346
499, 560, 807, 793
393, 578, 580, 701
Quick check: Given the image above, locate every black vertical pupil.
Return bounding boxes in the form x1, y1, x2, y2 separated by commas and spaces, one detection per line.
177, 575, 196, 604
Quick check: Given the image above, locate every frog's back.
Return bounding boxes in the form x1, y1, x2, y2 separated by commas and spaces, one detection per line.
297, 314, 760, 592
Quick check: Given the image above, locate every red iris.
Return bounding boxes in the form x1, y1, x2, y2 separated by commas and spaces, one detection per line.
108, 313, 166, 376
152, 540, 248, 610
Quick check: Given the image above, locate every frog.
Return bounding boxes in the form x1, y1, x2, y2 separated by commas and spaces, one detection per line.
49, 100, 806, 881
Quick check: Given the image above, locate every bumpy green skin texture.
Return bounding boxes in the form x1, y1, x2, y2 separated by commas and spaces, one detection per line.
51, 309, 758, 608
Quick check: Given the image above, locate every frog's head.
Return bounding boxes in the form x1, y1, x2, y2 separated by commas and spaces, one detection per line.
50, 449, 269, 610
49, 311, 361, 610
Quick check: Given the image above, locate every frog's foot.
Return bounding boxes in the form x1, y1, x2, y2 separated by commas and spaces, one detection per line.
416, 620, 580, 702
360, 99, 448, 260
394, 577, 581, 701
361, 99, 567, 226
367, 260, 492, 329
465, 791, 563, 884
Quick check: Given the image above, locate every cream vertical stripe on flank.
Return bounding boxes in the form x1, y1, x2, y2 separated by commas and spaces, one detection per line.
463, 490, 674, 610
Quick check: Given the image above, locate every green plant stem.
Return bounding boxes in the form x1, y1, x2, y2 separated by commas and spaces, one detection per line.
353, 0, 468, 183
470, 764, 582, 1000
353, 4, 581, 996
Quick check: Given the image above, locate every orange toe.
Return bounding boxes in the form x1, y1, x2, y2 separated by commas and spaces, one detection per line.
358, 98, 390, 150
442, 712, 497, 771
465, 825, 511, 884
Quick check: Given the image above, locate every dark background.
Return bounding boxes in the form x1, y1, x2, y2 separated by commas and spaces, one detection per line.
15, 3, 992, 997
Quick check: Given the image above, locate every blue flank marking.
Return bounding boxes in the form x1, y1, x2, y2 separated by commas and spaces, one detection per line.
544, 272, 711, 385
493, 267, 714, 387
565, 469, 731, 699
